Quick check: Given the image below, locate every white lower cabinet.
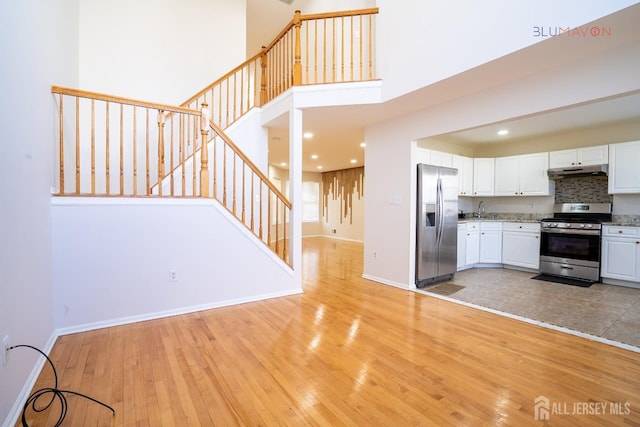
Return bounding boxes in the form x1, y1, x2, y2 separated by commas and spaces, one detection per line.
465, 223, 480, 266
479, 222, 502, 263
502, 222, 541, 269
601, 226, 640, 283
457, 224, 467, 270
460, 221, 502, 267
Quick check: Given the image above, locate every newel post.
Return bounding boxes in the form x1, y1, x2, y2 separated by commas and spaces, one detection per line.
260, 46, 268, 106
157, 110, 165, 196
200, 103, 210, 197
293, 10, 302, 86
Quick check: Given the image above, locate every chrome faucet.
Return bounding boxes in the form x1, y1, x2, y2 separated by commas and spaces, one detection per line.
477, 200, 485, 219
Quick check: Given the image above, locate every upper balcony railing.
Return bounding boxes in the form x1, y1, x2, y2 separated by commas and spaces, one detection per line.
179, 8, 379, 131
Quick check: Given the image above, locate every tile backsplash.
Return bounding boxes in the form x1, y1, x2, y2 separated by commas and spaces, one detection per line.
554, 176, 612, 204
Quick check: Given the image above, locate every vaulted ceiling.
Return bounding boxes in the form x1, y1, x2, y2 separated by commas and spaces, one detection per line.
255, 2, 640, 172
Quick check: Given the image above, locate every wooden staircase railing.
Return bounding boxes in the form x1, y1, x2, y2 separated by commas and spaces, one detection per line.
52, 86, 291, 265
51, 8, 379, 267
177, 8, 379, 130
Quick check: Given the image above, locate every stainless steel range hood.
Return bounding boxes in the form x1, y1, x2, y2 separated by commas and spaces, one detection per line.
547, 164, 608, 179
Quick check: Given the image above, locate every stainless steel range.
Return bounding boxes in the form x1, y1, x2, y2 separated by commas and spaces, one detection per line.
539, 203, 612, 283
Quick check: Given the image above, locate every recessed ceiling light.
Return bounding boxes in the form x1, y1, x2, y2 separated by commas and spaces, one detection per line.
360, 142, 366, 148
317, 165, 323, 170
311, 154, 318, 159
303, 132, 313, 139
497, 129, 509, 136
280, 162, 287, 167
350, 159, 357, 164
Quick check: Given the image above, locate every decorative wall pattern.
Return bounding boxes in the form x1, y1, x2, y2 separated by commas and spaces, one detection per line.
554, 175, 612, 204
322, 167, 364, 224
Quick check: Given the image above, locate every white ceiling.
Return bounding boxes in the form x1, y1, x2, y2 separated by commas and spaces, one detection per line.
261, 2, 640, 172
267, 90, 640, 173
434, 91, 640, 145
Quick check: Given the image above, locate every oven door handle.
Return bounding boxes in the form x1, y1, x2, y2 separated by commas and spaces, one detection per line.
560, 264, 574, 270
540, 228, 600, 236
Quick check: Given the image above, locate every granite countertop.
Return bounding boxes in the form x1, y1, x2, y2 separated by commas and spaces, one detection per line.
459, 219, 541, 224
457, 215, 640, 227
458, 214, 546, 223
604, 215, 640, 227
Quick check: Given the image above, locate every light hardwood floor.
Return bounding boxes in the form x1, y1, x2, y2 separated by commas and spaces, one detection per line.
20, 237, 640, 426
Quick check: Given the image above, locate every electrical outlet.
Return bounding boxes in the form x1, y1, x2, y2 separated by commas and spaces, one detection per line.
1, 335, 8, 367
169, 270, 177, 282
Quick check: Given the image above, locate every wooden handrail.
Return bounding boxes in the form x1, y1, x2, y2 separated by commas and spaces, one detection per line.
262, 19, 297, 53
52, 86, 199, 116
178, 52, 263, 108
208, 120, 291, 209
299, 7, 380, 21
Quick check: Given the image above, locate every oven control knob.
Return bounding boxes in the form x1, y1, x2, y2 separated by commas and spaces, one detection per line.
586, 224, 593, 228
579, 224, 585, 228
563, 223, 572, 228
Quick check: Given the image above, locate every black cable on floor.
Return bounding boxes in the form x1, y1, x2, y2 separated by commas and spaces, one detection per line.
8, 344, 115, 427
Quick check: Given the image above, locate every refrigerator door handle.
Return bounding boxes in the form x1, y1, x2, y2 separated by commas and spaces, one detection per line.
436, 177, 443, 245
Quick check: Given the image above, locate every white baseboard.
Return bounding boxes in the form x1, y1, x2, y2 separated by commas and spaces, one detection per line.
361, 274, 411, 290
3, 287, 304, 427
56, 288, 303, 336
3, 332, 59, 427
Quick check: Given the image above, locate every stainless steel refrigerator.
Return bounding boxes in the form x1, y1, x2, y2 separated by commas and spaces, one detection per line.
416, 164, 458, 287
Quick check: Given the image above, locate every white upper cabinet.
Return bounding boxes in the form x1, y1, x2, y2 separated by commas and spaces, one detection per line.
473, 158, 495, 196
609, 140, 640, 194
494, 156, 520, 196
549, 145, 608, 168
452, 154, 473, 196
495, 152, 552, 196
416, 148, 432, 165
429, 150, 453, 168
416, 148, 453, 168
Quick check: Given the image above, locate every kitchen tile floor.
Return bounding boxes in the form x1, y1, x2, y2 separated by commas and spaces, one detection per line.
418, 268, 640, 349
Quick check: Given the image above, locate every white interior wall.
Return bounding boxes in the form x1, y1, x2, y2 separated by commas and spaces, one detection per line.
363, 26, 640, 290
321, 176, 365, 242
0, 1, 79, 425
362, 133, 414, 289
377, 0, 639, 101
52, 199, 299, 332
246, 0, 377, 56
268, 165, 365, 241
79, 0, 247, 105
